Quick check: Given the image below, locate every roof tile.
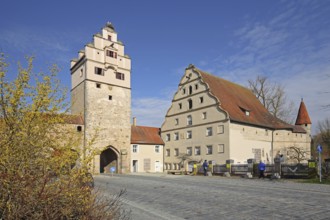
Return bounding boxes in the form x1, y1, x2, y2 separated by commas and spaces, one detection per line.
131, 125, 164, 145
196, 68, 306, 133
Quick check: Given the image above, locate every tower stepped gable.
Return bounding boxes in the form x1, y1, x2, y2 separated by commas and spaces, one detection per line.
295, 99, 312, 125
70, 22, 131, 174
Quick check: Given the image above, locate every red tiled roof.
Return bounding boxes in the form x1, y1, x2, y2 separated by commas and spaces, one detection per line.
195, 67, 306, 133
295, 100, 312, 125
62, 114, 84, 125
131, 125, 164, 145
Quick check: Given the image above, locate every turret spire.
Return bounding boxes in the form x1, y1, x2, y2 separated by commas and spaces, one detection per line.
295, 99, 311, 125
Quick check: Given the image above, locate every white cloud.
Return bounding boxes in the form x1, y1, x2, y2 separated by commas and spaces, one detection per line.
199, 1, 330, 134
132, 97, 172, 127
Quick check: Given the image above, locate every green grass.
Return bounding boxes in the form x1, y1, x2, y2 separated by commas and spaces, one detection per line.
294, 178, 330, 185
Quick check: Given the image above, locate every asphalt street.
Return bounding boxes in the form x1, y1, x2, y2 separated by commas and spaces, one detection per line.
94, 174, 330, 220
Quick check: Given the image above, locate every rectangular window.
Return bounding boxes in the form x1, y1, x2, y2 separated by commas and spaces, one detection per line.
175, 118, 179, 125
206, 127, 213, 136
108, 95, 112, 100
95, 67, 104, 76
174, 132, 179, 141
187, 130, 192, 139
96, 83, 101, 88
217, 125, 224, 134
202, 112, 207, 119
186, 147, 192, 156
166, 149, 170, 157
116, 72, 125, 80
155, 145, 160, 153
182, 88, 186, 94
108, 35, 112, 41
200, 97, 204, 103
179, 103, 182, 109
174, 148, 179, 156
106, 50, 117, 58
206, 145, 213, 155
195, 146, 201, 155
218, 144, 224, 153
195, 84, 198, 90
166, 134, 171, 141
187, 115, 192, 125
133, 145, 138, 153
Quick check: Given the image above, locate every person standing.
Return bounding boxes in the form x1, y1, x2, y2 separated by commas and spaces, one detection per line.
258, 161, 266, 178
202, 160, 208, 176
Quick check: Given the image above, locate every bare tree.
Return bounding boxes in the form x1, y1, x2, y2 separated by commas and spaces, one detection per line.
317, 118, 330, 156
0, 54, 129, 220
287, 146, 310, 164
248, 75, 295, 123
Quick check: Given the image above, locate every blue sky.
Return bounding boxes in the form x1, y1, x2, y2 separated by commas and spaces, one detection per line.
1, 0, 329, 134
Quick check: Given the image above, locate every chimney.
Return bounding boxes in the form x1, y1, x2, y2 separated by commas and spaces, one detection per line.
133, 117, 136, 126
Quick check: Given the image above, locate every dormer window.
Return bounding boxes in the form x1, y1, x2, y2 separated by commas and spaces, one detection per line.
239, 106, 251, 116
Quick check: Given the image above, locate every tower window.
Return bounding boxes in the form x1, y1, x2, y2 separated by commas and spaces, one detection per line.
179, 103, 182, 109
189, 86, 192, 95
77, 126, 82, 132
200, 97, 204, 103
108, 35, 112, 41
108, 95, 112, 100
96, 83, 101, 88
182, 88, 186, 95
106, 50, 117, 58
95, 67, 104, 76
195, 84, 198, 90
116, 72, 125, 80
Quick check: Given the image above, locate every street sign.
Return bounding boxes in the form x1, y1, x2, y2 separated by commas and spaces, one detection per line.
317, 144, 322, 183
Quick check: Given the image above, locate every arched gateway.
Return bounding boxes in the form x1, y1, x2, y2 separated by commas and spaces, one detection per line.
100, 147, 119, 173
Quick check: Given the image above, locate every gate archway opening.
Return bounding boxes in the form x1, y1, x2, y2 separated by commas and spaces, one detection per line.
100, 147, 118, 173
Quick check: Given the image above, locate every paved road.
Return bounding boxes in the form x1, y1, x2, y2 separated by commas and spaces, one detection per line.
94, 174, 330, 220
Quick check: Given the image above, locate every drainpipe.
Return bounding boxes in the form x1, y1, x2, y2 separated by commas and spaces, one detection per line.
271, 130, 274, 164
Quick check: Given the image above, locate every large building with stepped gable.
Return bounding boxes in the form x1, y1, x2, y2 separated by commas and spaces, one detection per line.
69, 23, 312, 174
161, 65, 312, 172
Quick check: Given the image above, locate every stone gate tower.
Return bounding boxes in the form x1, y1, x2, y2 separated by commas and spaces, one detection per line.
70, 22, 131, 173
